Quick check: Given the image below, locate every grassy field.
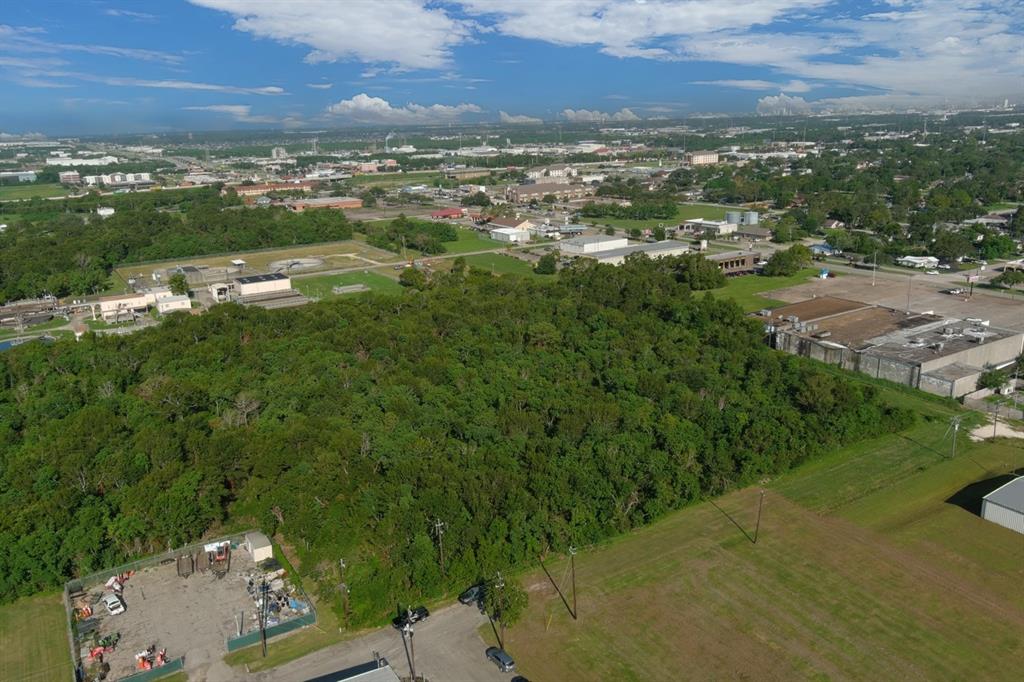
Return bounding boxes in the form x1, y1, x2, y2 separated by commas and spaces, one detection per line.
707, 267, 820, 311
502, 390, 1024, 681
0, 592, 72, 682
293, 271, 403, 298
348, 171, 442, 188
113, 240, 402, 287
461, 252, 549, 277
442, 228, 504, 255
587, 203, 735, 231
0, 318, 67, 341
0, 184, 68, 201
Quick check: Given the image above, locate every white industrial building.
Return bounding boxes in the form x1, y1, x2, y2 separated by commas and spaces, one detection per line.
236, 273, 292, 297
156, 295, 192, 314
981, 477, 1024, 535
684, 219, 735, 237
896, 255, 940, 269
491, 227, 530, 243
45, 155, 119, 166
685, 151, 719, 166
83, 172, 153, 187
560, 235, 628, 255
586, 240, 690, 266
97, 287, 176, 321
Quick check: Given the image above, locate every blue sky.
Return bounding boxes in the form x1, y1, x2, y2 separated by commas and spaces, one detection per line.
1, 1, 1021, 135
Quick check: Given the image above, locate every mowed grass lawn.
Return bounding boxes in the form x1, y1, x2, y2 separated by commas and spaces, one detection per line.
293, 271, 403, 298
442, 227, 503, 255
347, 171, 442, 188
462, 253, 550, 277
0, 592, 72, 682
708, 267, 820, 311
503, 393, 1024, 681
0, 184, 69, 201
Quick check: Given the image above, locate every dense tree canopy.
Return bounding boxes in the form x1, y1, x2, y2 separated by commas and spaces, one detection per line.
0, 196, 353, 302
0, 258, 911, 626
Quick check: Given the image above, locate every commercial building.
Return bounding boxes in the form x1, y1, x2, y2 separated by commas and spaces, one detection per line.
488, 217, 534, 232
45, 155, 118, 166
83, 172, 153, 187
981, 477, 1024, 535
156, 295, 192, 314
683, 218, 735, 237
230, 181, 316, 198
271, 147, 288, 160
0, 170, 37, 182
431, 207, 466, 220
235, 273, 291, 298
284, 197, 362, 212
525, 164, 578, 181
58, 170, 81, 184
585, 240, 690, 266
706, 250, 758, 275
896, 255, 939, 269
560, 235, 629, 255
685, 151, 719, 166
97, 288, 176, 321
734, 225, 773, 241
761, 297, 1024, 398
505, 182, 594, 203
491, 227, 530, 243
443, 167, 492, 181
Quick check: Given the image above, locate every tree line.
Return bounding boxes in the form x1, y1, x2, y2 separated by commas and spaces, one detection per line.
0, 256, 913, 626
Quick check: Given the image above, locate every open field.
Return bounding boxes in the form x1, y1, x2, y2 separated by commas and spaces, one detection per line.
113, 240, 403, 288
348, 171, 442, 188
442, 228, 504, 255
585, 203, 735, 231
707, 267, 821, 311
0, 592, 71, 682
293, 271, 403, 298
462, 252, 551, 277
503, 393, 1024, 681
0, 184, 68, 201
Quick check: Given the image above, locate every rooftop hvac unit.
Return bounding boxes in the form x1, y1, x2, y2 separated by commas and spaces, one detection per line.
930, 342, 944, 352
942, 326, 957, 335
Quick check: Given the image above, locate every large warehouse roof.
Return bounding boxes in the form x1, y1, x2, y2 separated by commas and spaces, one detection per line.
236, 273, 288, 284
983, 476, 1024, 514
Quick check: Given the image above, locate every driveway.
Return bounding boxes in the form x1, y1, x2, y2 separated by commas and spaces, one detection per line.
252, 604, 512, 682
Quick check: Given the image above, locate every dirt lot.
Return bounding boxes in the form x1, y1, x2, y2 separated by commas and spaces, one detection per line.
769, 271, 1024, 331
83, 548, 264, 681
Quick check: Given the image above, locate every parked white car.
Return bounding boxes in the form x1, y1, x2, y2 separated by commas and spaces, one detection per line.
102, 593, 125, 615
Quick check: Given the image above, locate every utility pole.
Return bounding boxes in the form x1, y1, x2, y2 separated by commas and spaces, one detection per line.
949, 415, 962, 458
906, 274, 913, 313
402, 623, 417, 681
494, 571, 505, 648
433, 519, 447, 576
753, 490, 766, 544
258, 578, 269, 657
338, 559, 350, 628
871, 250, 877, 287
568, 546, 578, 621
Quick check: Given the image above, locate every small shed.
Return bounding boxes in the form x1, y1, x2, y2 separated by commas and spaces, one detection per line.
246, 531, 274, 563
981, 477, 1024, 535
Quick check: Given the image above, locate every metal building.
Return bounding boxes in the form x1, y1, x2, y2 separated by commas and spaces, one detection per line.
981, 477, 1024, 535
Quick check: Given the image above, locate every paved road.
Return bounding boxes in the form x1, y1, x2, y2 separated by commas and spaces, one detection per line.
252, 605, 510, 682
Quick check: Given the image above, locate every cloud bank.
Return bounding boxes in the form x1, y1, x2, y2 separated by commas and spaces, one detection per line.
326, 93, 482, 123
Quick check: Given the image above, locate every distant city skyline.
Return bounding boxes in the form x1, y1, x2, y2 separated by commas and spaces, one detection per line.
1, 1, 1021, 135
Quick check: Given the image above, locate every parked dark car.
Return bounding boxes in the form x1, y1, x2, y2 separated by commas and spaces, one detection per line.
391, 605, 429, 629
486, 646, 515, 673
459, 584, 484, 605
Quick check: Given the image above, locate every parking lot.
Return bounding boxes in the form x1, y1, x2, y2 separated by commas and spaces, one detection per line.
258, 604, 512, 682
768, 269, 1024, 331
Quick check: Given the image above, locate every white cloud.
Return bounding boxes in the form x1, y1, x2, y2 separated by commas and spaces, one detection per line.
182, 104, 279, 124
499, 110, 542, 124
188, 0, 472, 70
326, 93, 482, 123
14, 68, 288, 95
458, 1, 828, 60
756, 93, 811, 115
562, 107, 640, 122
693, 79, 812, 93
0, 24, 182, 65
104, 9, 157, 21
306, 83, 333, 90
